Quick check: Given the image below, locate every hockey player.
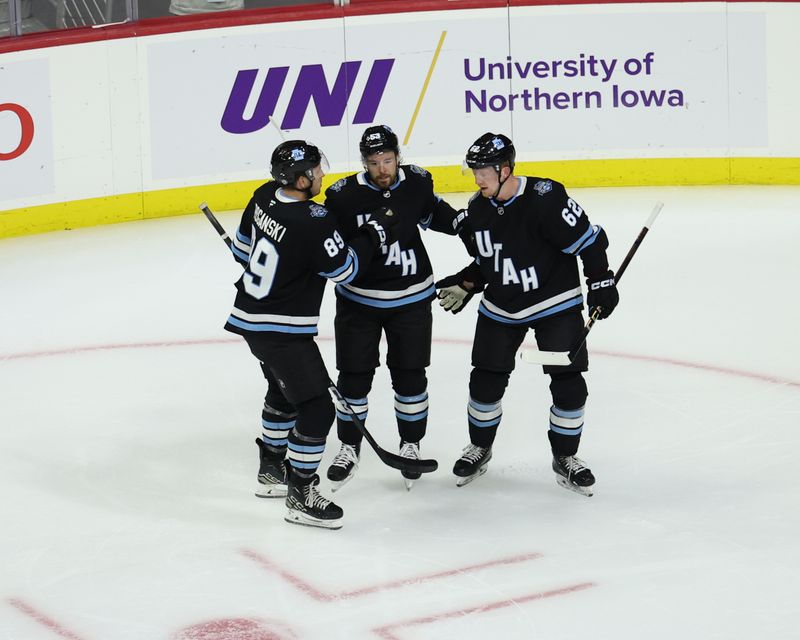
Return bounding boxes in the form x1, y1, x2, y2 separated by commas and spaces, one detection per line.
322, 125, 462, 491
435, 133, 619, 496
224, 140, 397, 528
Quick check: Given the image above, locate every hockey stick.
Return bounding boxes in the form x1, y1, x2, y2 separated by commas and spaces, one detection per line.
326, 383, 438, 474
520, 202, 664, 366
198, 202, 439, 475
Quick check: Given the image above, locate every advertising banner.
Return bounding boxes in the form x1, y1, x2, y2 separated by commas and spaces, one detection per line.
142, 5, 770, 186
0, 58, 55, 203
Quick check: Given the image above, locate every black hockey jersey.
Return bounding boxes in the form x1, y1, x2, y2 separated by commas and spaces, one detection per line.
460, 177, 609, 324
224, 182, 374, 336
324, 165, 459, 308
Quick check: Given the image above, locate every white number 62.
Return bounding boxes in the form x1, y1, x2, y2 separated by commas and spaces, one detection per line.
561, 198, 584, 227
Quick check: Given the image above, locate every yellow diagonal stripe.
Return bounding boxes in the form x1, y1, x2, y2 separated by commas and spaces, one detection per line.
404, 30, 447, 146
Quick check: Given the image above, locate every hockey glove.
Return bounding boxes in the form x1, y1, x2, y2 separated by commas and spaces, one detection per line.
360, 207, 399, 252
435, 262, 485, 314
586, 270, 619, 319
370, 205, 400, 230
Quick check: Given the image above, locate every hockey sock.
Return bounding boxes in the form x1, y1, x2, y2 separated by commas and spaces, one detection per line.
335, 396, 368, 445
467, 396, 502, 448
287, 428, 327, 481
548, 372, 587, 456
547, 405, 584, 457
261, 401, 296, 457
394, 391, 429, 443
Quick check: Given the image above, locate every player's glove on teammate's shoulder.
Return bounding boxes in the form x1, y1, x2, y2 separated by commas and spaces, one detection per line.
360, 206, 399, 252
586, 269, 619, 319
435, 262, 486, 314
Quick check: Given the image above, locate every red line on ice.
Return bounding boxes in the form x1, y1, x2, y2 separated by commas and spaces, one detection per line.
372, 582, 596, 640
7, 598, 88, 640
1, 336, 797, 389
240, 549, 543, 601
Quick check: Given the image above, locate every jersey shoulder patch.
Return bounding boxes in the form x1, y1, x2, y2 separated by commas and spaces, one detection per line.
328, 178, 347, 193
407, 164, 430, 178
533, 180, 553, 196
308, 203, 329, 218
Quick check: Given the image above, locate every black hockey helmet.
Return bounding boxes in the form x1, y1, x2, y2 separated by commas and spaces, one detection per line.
270, 140, 327, 186
359, 125, 400, 160
463, 133, 516, 173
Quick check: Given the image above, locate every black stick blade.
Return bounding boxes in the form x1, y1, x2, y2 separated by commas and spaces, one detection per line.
377, 452, 439, 474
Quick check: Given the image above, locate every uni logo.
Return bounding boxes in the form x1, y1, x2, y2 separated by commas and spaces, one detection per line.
221, 59, 394, 134
0, 103, 34, 161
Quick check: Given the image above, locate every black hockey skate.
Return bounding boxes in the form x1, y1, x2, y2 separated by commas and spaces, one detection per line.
453, 444, 492, 487
255, 438, 288, 498
326, 443, 360, 492
552, 455, 595, 497
399, 441, 421, 490
285, 474, 343, 530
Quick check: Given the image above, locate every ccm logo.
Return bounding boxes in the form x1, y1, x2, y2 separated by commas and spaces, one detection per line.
0, 103, 35, 161
590, 278, 615, 290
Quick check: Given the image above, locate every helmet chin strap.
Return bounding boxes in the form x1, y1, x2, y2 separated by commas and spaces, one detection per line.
492, 165, 508, 200
297, 170, 315, 200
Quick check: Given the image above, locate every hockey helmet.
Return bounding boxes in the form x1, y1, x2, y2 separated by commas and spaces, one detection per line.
270, 140, 328, 186
463, 133, 516, 173
359, 125, 400, 160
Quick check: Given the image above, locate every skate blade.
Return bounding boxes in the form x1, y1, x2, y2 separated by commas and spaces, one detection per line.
403, 478, 415, 491
455, 464, 488, 487
555, 475, 594, 497
329, 474, 354, 493
255, 482, 288, 498
284, 510, 343, 530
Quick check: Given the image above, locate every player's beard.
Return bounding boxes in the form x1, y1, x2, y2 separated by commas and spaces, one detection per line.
371, 171, 396, 189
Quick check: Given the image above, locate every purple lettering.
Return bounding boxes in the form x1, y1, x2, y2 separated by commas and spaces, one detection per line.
220, 67, 289, 134
353, 59, 394, 124
281, 61, 361, 130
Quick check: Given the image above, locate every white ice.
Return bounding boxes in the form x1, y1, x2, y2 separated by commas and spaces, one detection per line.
1, 186, 799, 640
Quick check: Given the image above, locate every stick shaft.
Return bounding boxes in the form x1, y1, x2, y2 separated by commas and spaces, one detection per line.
569, 202, 663, 361
199, 202, 232, 250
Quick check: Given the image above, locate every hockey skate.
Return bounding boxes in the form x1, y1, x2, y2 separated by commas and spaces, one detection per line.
453, 444, 492, 487
552, 455, 595, 497
255, 438, 288, 498
399, 441, 421, 491
285, 474, 343, 530
326, 443, 360, 492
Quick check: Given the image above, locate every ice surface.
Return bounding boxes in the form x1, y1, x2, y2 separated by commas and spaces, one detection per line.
1, 186, 798, 639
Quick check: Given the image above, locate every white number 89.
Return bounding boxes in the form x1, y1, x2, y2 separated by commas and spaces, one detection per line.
323, 230, 345, 257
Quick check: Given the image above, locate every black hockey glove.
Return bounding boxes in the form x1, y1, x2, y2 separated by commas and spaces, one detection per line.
360, 207, 399, 252
586, 270, 619, 319
435, 262, 485, 314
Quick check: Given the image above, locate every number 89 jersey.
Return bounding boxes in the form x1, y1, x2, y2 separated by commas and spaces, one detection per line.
224, 182, 361, 336
462, 177, 608, 325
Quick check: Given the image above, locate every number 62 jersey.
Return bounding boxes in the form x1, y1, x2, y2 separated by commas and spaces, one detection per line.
459, 176, 610, 325
224, 182, 373, 337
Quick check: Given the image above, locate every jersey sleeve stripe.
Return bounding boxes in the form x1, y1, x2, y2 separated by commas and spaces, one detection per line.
235, 228, 252, 245
320, 248, 359, 285
231, 245, 250, 264
563, 225, 599, 255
